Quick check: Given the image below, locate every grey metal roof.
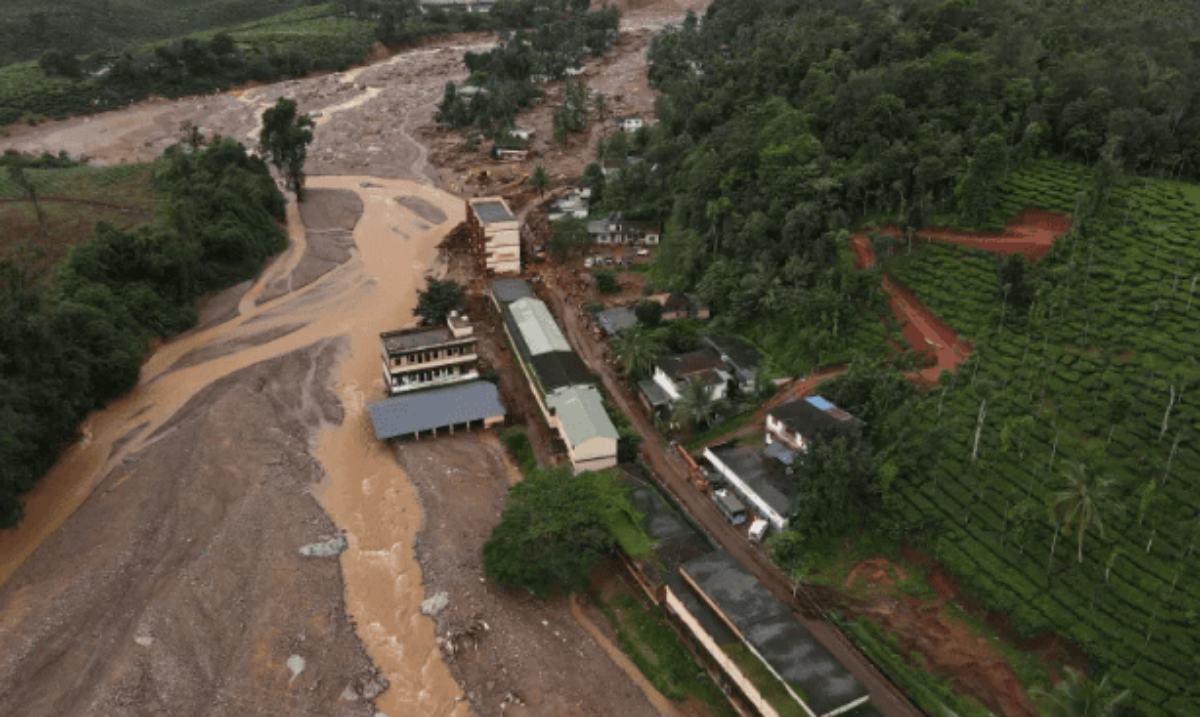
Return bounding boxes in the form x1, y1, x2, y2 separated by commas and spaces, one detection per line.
768, 399, 849, 438
682, 550, 870, 716
506, 297, 571, 356
490, 278, 533, 304
471, 199, 515, 224
596, 306, 638, 335
763, 440, 797, 467
702, 334, 762, 373
368, 381, 504, 440
705, 444, 796, 518
638, 379, 672, 408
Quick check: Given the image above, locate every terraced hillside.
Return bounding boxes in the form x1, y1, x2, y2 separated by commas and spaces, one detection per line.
884, 161, 1200, 716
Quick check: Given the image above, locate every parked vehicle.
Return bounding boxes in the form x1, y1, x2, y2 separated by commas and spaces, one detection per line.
713, 489, 746, 526
748, 519, 769, 543
636, 248, 650, 257
584, 257, 595, 268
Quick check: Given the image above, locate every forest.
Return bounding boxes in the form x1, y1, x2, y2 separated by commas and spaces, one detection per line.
0, 0, 562, 128
436, 3, 620, 131
616, 0, 1200, 714
0, 138, 286, 527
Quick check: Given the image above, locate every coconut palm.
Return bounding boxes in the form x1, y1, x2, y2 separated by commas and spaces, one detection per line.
672, 376, 726, 432
1049, 462, 1117, 564
1034, 667, 1130, 717
610, 328, 663, 379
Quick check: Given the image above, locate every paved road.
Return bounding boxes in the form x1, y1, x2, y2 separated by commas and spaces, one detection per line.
538, 282, 923, 717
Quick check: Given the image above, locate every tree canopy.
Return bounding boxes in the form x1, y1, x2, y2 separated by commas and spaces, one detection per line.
482, 467, 651, 597
413, 277, 464, 325
259, 97, 314, 200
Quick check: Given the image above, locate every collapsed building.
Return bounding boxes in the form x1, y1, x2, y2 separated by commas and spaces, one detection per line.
466, 197, 521, 274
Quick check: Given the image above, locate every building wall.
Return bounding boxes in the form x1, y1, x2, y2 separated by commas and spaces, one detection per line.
703, 448, 788, 531
569, 436, 617, 473
764, 415, 805, 451
663, 586, 782, 717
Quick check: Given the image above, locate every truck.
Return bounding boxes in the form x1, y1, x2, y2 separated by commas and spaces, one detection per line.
713, 489, 746, 526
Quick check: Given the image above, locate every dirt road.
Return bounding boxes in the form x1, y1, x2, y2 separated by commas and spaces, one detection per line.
536, 279, 923, 717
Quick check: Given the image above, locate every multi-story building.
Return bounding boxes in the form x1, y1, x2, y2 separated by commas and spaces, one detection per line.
379, 312, 478, 395
466, 197, 521, 274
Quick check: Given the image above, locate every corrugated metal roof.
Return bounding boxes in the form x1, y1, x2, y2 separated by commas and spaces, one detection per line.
368, 381, 504, 439
490, 278, 533, 304
530, 351, 593, 392
596, 306, 638, 335
638, 379, 672, 408
682, 550, 870, 717
546, 385, 618, 448
805, 396, 834, 411
507, 297, 571, 356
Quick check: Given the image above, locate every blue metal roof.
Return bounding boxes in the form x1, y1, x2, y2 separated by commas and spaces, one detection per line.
805, 395, 834, 411
368, 381, 505, 439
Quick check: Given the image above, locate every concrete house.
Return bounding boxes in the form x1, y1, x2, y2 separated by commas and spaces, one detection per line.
652, 349, 732, 403
702, 335, 761, 395
379, 313, 479, 395
467, 197, 520, 274
546, 385, 619, 473
765, 396, 857, 453
702, 443, 795, 531
616, 116, 644, 133
586, 212, 661, 245
649, 292, 710, 321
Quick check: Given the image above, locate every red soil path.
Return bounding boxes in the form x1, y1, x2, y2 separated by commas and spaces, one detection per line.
864, 208, 1073, 263
851, 234, 972, 384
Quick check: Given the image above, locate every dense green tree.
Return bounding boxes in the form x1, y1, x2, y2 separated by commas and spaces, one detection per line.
788, 426, 879, 540
259, 98, 314, 200
634, 299, 663, 327
592, 269, 619, 293
548, 217, 590, 260
610, 327, 664, 378
413, 278, 464, 325
482, 467, 648, 596
529, 164, 551, 198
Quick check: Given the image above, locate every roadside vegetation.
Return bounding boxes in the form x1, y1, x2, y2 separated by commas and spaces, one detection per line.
482, 466, 652, 597
599, 0, 1200, 714
0, 136, 286, 526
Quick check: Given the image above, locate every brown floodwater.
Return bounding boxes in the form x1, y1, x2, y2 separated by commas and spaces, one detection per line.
0, 174, 468, 714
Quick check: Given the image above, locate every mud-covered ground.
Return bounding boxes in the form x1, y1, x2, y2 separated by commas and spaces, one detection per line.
398, 435, 661, 717
0, 339, 391, 717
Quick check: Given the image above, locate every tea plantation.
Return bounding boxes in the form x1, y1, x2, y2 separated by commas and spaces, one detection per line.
886, 160, 1200, 716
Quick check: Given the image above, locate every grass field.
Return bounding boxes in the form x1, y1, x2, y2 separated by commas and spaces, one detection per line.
0, 163, 155, 280
0, 0, 319, 66
885, 160, 1200, 716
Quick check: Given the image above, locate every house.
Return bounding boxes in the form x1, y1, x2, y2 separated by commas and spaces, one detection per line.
652, 349, 732, 403
599, 159, 625, 178
595, 306, 638, 336
565, 66, 585, 77
764, 396, 857, 452
548, 188, 590, 221
467, 197, 520, 274
702, 443, 795, 531
369, 381, 505, 441
638, 378, 674, 417
616, 116, 644, 133
510, 127, 535, 141
379, 312, 479, 395
649, 293, 709, 321
457, 84, 487, 100
702, 335, 761, 395
679, 550, 873, 717
546, 385, 619, 472
492, 147, 528, 161
500, 295, 619, 472
586, 212, 661, 245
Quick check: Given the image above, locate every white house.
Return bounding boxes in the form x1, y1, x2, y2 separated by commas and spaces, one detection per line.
652, 349, 731, 403
510, 127, 535, 141
703, 444, 793, 531
616, 116, 644, 132
764, 396, 857, 452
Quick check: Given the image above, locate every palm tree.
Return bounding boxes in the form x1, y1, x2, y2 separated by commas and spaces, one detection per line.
1034, 668, 1130, 717
672, 376, 725, 432
610, 328, 663, 379
529, 164, 551, 199
7, 166, 45, 232
1050, 462, 1117, 564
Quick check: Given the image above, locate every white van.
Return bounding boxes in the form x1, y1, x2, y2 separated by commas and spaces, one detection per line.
748, 519, 769, 543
